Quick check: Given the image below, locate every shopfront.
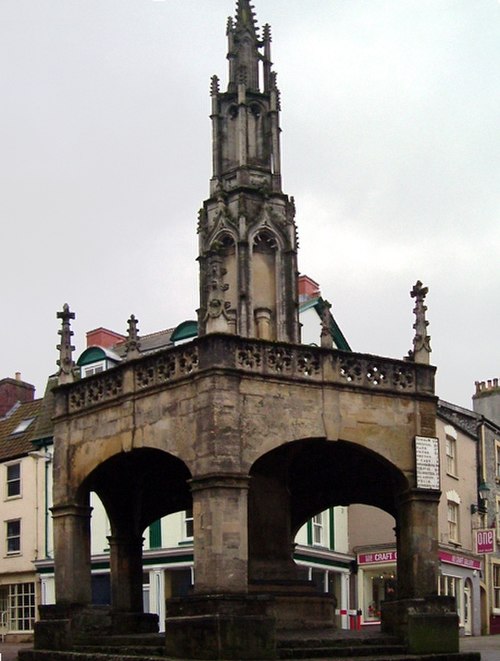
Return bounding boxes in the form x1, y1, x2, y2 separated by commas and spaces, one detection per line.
357, 550, 397, 625
357, 548, 481, 634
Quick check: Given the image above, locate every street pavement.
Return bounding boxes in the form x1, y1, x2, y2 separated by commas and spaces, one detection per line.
0, 636, 498, 661
461, 635, 500, 661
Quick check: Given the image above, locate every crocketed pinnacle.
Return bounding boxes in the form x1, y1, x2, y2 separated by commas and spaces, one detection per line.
235, 0, 258, 37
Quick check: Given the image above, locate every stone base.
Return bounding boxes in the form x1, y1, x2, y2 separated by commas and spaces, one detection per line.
250, 579, 336, 630
35, 604, 158, 651
165, 594, 276, 660
381, 596, 459, 654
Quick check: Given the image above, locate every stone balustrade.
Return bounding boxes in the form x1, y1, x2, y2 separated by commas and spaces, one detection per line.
61, 334, 435, 414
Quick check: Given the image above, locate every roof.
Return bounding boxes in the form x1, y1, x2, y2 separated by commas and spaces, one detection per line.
299, 297, 351, 352
77, 346, 122, 367
437, 399, 479, 440
0, 398, 44, 461
29, 376, 58, 446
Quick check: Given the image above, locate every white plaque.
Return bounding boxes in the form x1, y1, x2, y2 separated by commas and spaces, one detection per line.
415, 436, 440, 490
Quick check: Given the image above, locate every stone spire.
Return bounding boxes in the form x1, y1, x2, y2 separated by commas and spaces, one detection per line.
198, 1, 299, 344
409, 281, 431, 364
56, 303, 76, 384
228, 0, 260, 91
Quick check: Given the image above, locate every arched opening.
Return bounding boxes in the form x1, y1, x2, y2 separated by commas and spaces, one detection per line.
248, 439, 408, 627
252, 230, 278, 339
76, 449, 192, 619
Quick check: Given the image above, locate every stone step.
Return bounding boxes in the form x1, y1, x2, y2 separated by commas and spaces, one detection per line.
277, 636, 401, 649
19, 651, 165, 661
76, 633, 165, 647
278, 644, 407, 659
279, 648, 481, 661
17, 649, 481, 661
76, 645, 166, 656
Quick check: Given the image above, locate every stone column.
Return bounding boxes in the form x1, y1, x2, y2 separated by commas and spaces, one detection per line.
382, 489, 459, 654
248, 472, 298, 582
190, 473, 250, 594
108, 534, 144, 613
396, 489, 440, 599
52, 504, 92, 605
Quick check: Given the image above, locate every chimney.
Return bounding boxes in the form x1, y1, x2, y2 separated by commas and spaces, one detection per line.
86, 327, 126, 349
298, 275, 321, 303
473, 377, 500, 426
0, 375, 36, 417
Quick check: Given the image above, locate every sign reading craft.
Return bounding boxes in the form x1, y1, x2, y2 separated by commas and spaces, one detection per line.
415, 435, 440, 490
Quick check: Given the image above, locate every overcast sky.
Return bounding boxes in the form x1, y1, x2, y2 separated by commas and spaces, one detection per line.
1, 0, 498, 409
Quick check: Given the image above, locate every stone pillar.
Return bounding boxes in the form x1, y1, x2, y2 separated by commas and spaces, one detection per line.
396, 489, 440, 599
248, 472, 298, 582
52, 504, 92, 605
382, 489, 459, 654
190, 473, 250, 594
108, 534, 144, 613
255, 307, 272, 341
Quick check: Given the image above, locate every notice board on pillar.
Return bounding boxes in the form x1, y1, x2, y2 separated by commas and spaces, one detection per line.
415, 436, 440, 490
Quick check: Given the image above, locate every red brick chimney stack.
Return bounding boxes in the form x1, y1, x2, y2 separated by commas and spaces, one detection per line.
0, 374, 36, 417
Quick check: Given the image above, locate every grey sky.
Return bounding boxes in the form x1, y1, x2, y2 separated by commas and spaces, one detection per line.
1, 0, 498, 408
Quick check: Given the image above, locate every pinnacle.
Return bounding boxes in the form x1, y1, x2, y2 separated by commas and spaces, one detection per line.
235, 0, 258, 36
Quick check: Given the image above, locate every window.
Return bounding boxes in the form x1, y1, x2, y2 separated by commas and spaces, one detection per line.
184, 509, 193, 540
149, 520, 162, 549
312, 512, 324, 546
6, 519, 21, 554
496, 498, 500, 542
10, 418, 35, 435
6, 463, 21, 498
0, 583, 35, 631
83, 362, 105, 378
496, 441, 500, 481
439, 574, 458, 598
445, 433, 457, 476
447, 501, 459, 543
438, 574, 462, 622
493, 564, 500, 612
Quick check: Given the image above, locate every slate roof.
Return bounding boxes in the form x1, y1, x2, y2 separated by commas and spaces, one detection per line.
437, 399, 480, 440
0, 398, 43, 461
29, 376, 58, 446
113, 328, 175, 358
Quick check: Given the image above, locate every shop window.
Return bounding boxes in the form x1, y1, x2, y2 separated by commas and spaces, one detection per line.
439, 574, 458, 598
439, 574, 462, 621
445, 433, 457, 476
493, 564, 500, 612
6, 519, 21, 554
447, 501, 459, 544
364, 570, 396, 622
0, 583, 35, 631
6, 463, 21, 498
312, 512, 324, 546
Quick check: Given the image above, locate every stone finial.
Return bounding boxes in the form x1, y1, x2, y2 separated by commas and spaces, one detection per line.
125, 314, 141, 360
320, 300, 334, 349
204, 249, 231, 333
56, 303, 76, 384
409, 281, 431, 364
